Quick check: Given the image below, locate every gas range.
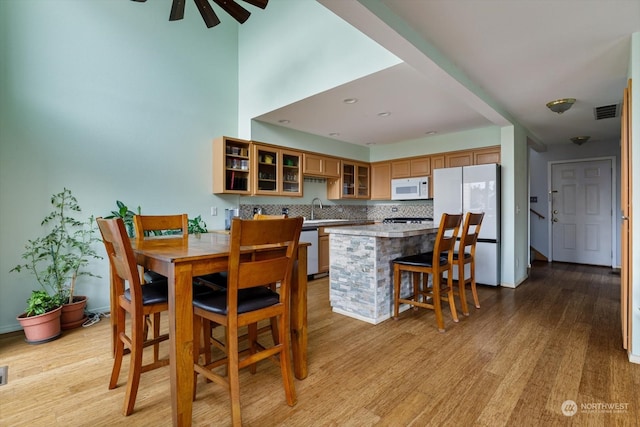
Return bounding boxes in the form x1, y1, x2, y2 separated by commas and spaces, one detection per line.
382, 217, 433, 224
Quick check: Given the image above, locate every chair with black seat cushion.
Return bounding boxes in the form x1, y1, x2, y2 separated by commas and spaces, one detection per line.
192, 216, 303, 427
194, 212, 290, 344
132, 214, 213, 360
392, 213, 463, 332
96, 217, 170, 416
452, 212, 485, 315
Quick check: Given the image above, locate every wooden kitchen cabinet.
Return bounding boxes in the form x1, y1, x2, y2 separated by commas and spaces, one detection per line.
431, 154, 445, 170
391, 156, 430, 178
252, 143, 302, 197
328, 161, 369, 199
303, 153, 340, 178
473, 146, 501, 165
318, 230, 330, 273
370, 162, 391, 200
213, 136, 252, 195
445, 151, 473, 168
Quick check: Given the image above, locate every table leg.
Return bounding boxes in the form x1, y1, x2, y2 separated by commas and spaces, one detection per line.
291, 245, 308, 379
168, 263, 194, 427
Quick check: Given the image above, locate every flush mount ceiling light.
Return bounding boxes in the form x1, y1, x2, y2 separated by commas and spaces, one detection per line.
546, 98, 576, 114
377, 112, 391, 117
131, 0, 268, 29
278, 119, 290, 124
425, 131, 437, 135
329, 132, 340, 137
343, 98, 358, 104
570, 136, 590, 145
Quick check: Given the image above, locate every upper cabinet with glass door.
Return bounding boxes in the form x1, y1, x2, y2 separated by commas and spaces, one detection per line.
328, 161, 369, 199
252, 143, 302, 197
213, 136, 252, 195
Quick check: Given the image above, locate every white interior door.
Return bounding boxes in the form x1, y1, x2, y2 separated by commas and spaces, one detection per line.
550, 159, 613, 266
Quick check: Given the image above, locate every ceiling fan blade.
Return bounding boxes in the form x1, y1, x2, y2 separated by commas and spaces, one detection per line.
242, 0, 268, 9
212, 0, 251, 24
194, 0, 221, 28
169, 0, 186, 21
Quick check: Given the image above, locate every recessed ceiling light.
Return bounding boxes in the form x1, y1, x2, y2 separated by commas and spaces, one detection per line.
329, 132, 340, 137
343, 98, 358, 104
425, 131, 437, 135
278, 119, 290, 124
377, 112, 391, 117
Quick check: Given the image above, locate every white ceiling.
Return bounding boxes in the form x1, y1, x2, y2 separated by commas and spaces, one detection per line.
255, 0, 640, 148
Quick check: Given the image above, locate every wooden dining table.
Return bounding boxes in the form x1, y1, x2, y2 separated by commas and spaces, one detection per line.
114, 232, 309, 426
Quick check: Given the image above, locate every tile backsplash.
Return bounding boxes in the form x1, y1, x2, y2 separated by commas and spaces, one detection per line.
240, 201, 433, 222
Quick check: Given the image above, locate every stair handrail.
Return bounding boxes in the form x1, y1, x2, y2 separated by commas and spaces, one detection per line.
530, 208, 546, 220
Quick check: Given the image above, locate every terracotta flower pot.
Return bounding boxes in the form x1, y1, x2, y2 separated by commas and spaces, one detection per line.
16, 305, 62, 344
61, 296, 88, 330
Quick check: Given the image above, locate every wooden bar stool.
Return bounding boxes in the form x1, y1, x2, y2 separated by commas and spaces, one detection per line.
452, 212, 485, 315
392, 213, 463, 332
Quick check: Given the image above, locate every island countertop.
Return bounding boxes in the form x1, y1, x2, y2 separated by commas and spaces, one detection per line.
324, 222, 437, 238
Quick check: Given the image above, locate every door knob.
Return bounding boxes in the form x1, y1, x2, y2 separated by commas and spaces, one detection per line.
552, 218, 558, 222
553, 209, 559, 214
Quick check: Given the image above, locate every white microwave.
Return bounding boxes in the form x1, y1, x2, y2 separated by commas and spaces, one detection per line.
391, 176, 430, 200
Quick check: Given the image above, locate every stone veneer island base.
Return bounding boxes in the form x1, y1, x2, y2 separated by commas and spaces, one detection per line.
326, 223, 438, 324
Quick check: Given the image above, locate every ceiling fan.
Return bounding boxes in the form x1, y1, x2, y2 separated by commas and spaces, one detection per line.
131, 0, 268, 28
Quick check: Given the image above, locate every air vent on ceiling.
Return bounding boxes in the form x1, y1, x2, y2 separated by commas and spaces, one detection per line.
593, 103, 621, 120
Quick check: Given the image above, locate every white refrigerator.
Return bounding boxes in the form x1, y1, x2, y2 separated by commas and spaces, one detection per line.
433, 163, 500, 286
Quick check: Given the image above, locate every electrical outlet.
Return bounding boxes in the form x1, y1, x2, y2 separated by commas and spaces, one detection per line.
210, 207, 217, 216
282, 207, 289, 215
0, 365, 7, 385
391, 206, 398, 212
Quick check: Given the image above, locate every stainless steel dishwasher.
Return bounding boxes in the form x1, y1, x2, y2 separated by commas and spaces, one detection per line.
300, 229, 319, 276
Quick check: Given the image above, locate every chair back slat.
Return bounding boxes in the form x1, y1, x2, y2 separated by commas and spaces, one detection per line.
460, 212, 484, 250
433, 213, 463, 261
227, 217, 303, 304
133, 214, 188, 238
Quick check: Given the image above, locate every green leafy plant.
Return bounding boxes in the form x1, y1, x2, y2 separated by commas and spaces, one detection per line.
25, 290, 59, 317
188, 215, 207, 235
11, 188, 103, 307
105, 200, 141, 237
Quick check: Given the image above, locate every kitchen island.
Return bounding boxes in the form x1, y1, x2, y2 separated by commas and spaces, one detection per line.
326, 222, 438, 324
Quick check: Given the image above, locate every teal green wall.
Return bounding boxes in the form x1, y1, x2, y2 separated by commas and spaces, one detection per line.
369, 126, 501, 161
0, 0, 239, 332
237, 0, 401, 139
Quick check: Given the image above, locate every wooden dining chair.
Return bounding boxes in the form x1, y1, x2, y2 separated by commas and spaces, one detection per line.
452, 212, 485, 315
392, 213, 463, 332
133, 214, 214, 359
192, 216, 303, 427
253, 213, 287, 219
96, 217, 170, 416
195, 212, 290, 344
133, 214, 188, 283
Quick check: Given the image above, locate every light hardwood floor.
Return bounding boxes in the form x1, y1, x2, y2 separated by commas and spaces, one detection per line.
1, 262, 639, 426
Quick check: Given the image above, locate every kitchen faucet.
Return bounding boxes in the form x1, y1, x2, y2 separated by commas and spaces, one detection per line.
310, 197, 323, 220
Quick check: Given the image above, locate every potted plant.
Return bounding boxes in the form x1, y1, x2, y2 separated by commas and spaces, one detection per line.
11, 188, 103, 332
105, 200, 141, 237
15, 290, 63, 344
188, 215, 207, 236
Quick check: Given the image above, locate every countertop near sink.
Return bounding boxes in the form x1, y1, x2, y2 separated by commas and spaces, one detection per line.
302, 219, 371, 230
